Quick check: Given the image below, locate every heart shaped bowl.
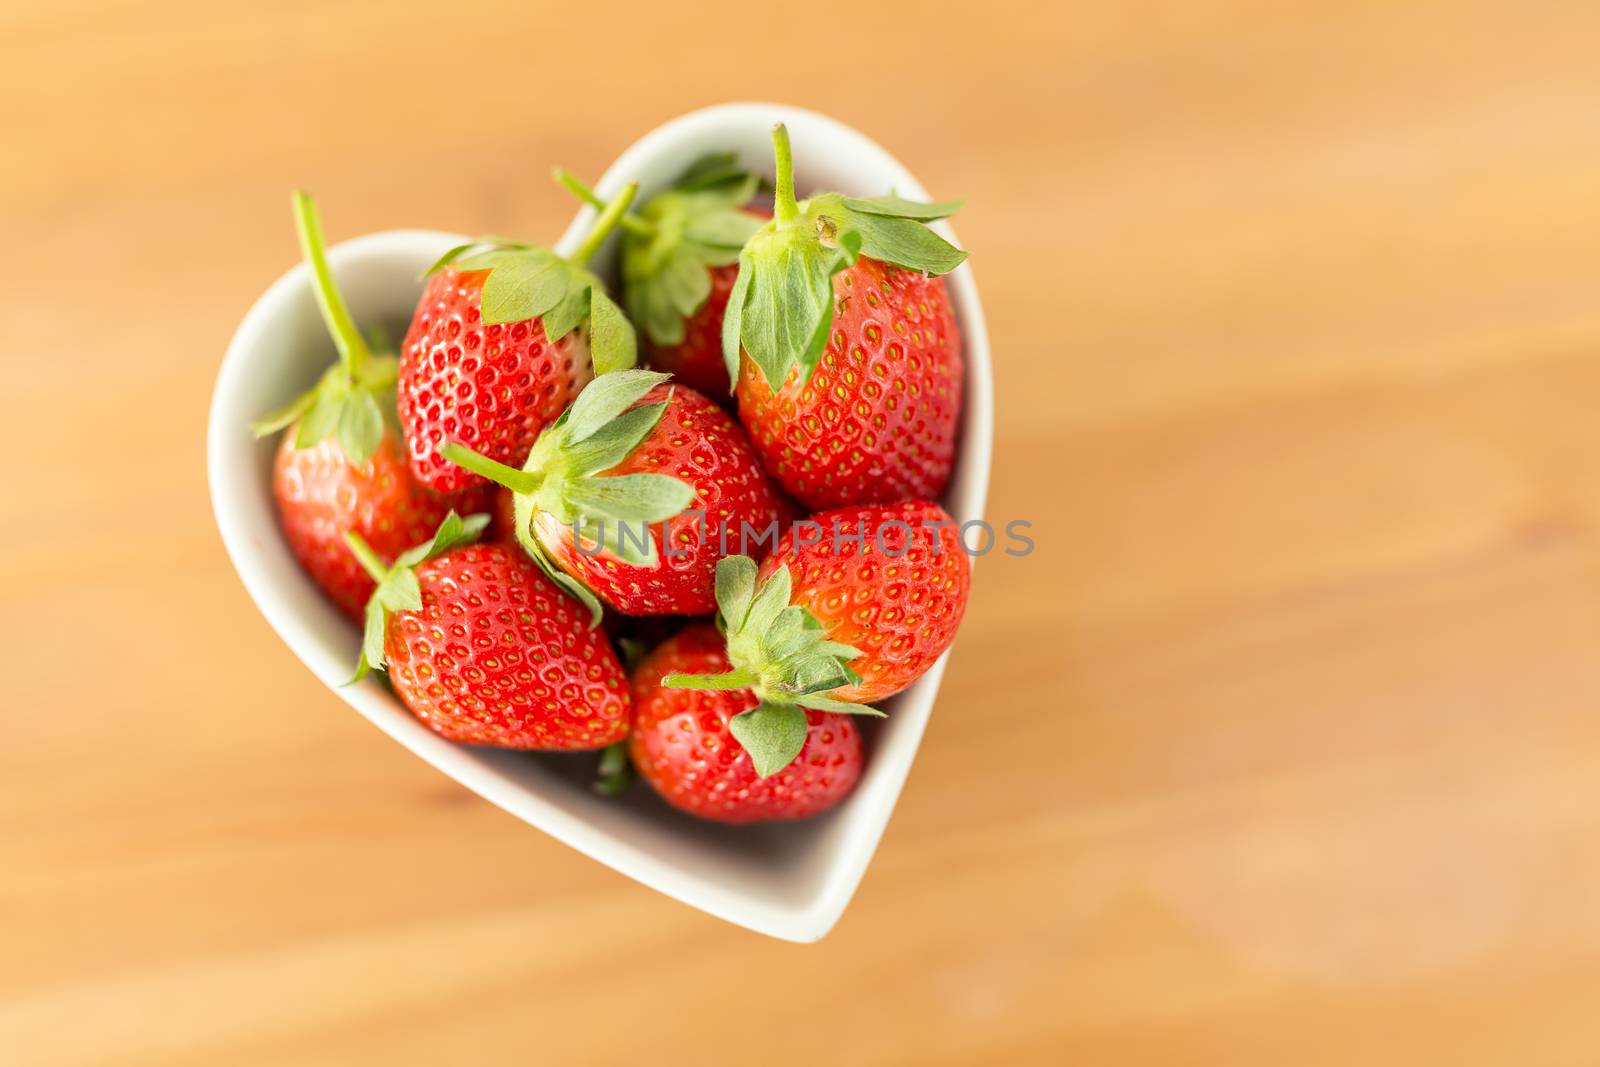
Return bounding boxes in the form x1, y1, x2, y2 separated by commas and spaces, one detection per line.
207, 102, 993, 942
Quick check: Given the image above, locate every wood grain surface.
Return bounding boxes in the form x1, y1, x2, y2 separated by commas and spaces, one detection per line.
6, 2, 1600, 1063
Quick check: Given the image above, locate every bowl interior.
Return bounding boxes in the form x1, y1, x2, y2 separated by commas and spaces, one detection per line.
207, 103, 992, 941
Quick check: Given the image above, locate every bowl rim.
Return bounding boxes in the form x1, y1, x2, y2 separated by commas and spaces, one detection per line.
206, 101, 992, 942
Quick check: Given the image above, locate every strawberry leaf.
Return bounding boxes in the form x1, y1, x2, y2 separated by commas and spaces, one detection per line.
746, 564, 794, 638
676, 152, 754, 192
336, 390, 385, 466
351, 599, 387, 684
681, 202, 764, 250
839, 194, 964, 221
631, 248, 713, 347
713, 554, 759, 630
793, 692, 884, 717
377, 567, 422, 613
829, 201, 967, 276
465, 249, 571, 326
565, 473, 695, 524
587, 288, 638, 375
720, 250, 754, 386
295, 387, 346, 450
391, 510, 488, 571
422, 237, 531, 278
250, 386, 319, 438
541, 281, 590, 344
728, 703, 810, 778
564, 403, 669, 477
562, 369, 669, 443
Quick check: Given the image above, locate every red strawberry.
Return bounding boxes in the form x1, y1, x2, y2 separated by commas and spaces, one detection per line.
398, 184, 642, 494
253, 192, 483, 620
485, 486, 518, 542
555, 158, 767, 398
630, 623, 863, 823
272, 434, 481, 619
736, 257, 962, 508
662, 500, 968, 775
346, 513, 629, 749
724, 124, 967, 509
760, 500, 969, 703
441, 369, 786, 620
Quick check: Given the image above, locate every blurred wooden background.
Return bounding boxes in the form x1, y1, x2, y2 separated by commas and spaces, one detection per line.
6, 1, 1600, 1063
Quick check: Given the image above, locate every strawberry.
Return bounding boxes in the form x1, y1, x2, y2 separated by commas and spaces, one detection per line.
346, 512, 629, 750
663, 501, 968, 772
269, 435, 480, 620
723, 124, 967, 509
398, 184, 642, 494
759, 500, 969, 703
440, 369, 787, 620
629, 623, 863, 822
252, 192, 483, 620
556, 157, 767, 397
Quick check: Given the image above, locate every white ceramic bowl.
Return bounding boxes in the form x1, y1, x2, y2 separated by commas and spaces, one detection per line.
207, 102, 993, 942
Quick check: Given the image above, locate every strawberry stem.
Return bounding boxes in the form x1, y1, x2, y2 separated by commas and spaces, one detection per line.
439, 442, 544, 495
553, 169, 651, 236
292, 191, 370, 380
343, 531, 388, 583
569, 182, 640, 266
662, 668, 759, 691
771, 124, 799, 225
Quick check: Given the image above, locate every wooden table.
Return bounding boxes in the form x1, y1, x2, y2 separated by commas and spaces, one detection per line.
6, 2, 1600, 1063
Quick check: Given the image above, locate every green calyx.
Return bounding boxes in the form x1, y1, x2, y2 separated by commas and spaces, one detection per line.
251, 191, 398, 464
423, 183, 641, 376
592, 741, 633, 796
345, 510, 490, 683
664, 556, 883, 777
555, 158, 765, 349
722, 123, 969, 393
437, 369, 695, 627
